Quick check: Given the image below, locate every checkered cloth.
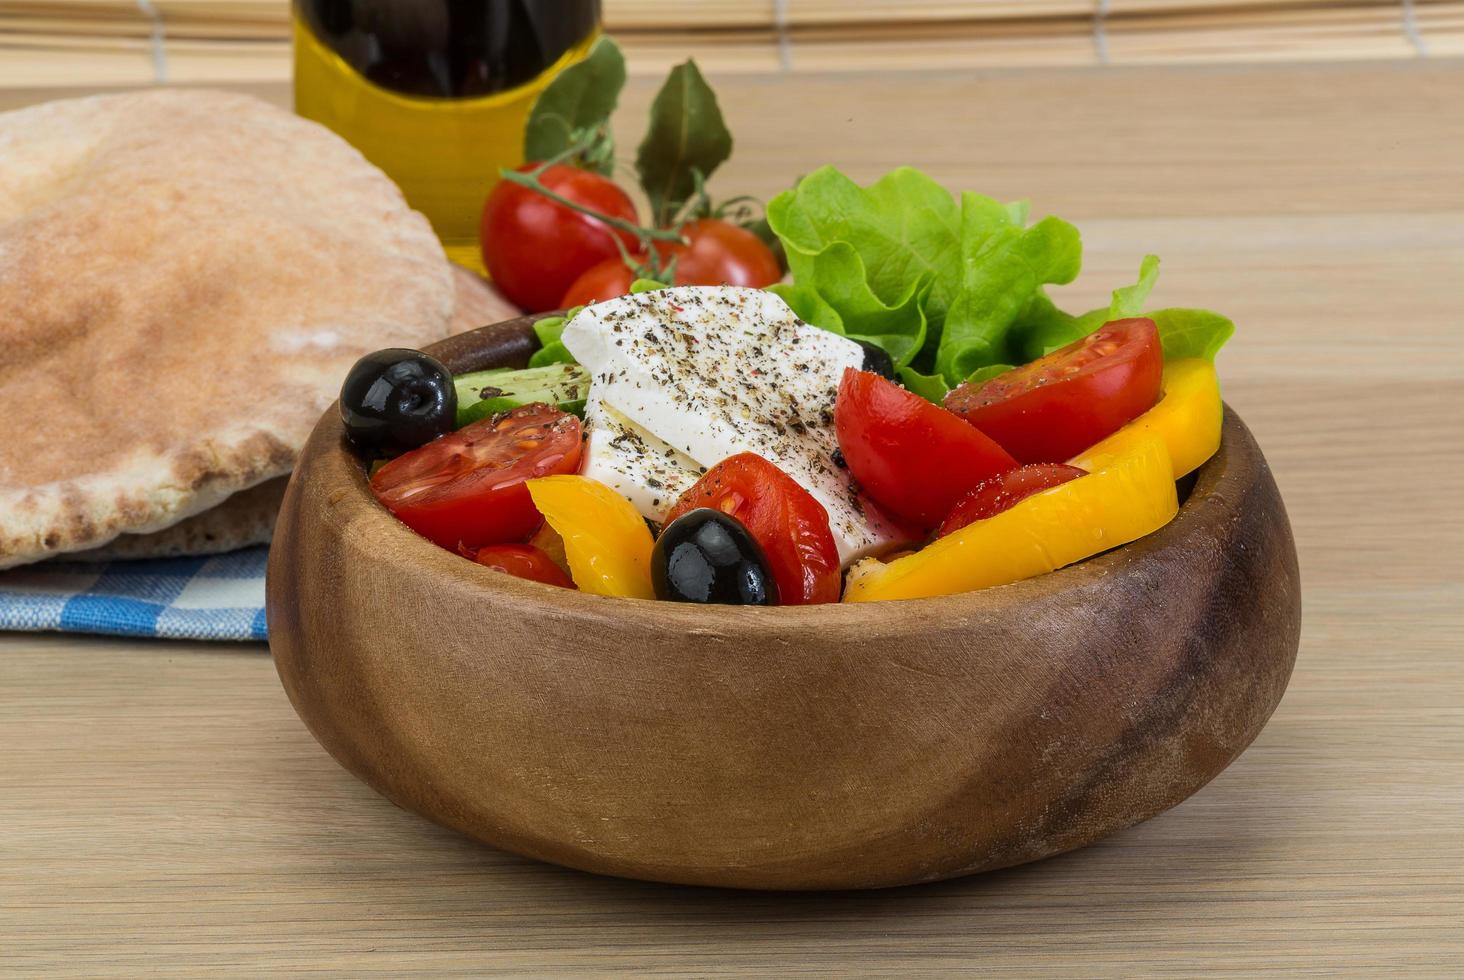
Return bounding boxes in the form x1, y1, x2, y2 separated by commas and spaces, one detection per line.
0, 547, 268, 642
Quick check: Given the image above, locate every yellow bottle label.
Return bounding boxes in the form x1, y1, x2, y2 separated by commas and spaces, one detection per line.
293, 17, 597, 274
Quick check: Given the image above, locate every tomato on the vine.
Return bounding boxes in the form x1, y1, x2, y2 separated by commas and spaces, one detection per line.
560, 256, 638, 310
557, 217, 783, 309
669, 219, 781, 290
481, 163, 640, 313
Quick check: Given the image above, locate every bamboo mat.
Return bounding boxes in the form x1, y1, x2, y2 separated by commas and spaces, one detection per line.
0, 1, 1457, 89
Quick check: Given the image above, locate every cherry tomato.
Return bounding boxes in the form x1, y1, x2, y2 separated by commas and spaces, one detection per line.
835, 368, 1018, 529
937, 463, 1087, 538
944, 318, 1163, 463
664, 452, 840, 605
481, 163, 640, 313
560, 255, 638, 310
666, 218, 782, 289
469, 543, 576, 589
558, 218, 784, 309
370, 403, 582, 551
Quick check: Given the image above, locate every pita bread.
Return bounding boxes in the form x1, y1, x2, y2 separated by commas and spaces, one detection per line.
58, 267, 517, 564
60, 267, 518, 563
0, 89, 457, 569
450, 264, 520, 335
61, 476, 287, 562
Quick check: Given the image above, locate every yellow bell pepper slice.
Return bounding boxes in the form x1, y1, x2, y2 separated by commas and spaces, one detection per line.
843, 434, 1178, 603
526, 475, 655, 599
1074, 358, 1222, 478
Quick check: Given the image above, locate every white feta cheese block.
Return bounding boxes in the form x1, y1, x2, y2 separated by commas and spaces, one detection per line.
562, 285, 904, 564
579, 393, 703, 522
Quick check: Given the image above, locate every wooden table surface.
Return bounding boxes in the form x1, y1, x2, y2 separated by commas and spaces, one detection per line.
4, 60, 1463, 976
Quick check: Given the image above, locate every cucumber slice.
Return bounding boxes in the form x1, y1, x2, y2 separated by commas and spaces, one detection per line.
455, 364, 591, 427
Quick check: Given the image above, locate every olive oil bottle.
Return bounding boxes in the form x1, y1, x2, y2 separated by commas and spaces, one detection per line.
294, 1, 601, 273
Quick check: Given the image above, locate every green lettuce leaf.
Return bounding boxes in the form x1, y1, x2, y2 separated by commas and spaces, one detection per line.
531, 314, 566, 349
1008, 256, 1234, 364
770, 242, 930, 366
1111, 253, 1162, 317
767, 167, 1078, 388
528, 341, 575, 368
896, 365, 949, 402
772, 279, 930, 369
764, 167, 1235, 402
768, 165, 960, 321
966, 364, 1013, 385
936, 198, 1081, 380
769, 282, 845, 335
1148, 308, 1236, 361
528, 309, 584, 367
1014, 254, 1160, 361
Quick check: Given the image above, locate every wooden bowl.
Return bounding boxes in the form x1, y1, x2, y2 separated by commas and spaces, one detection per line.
267, 315, 1301, 891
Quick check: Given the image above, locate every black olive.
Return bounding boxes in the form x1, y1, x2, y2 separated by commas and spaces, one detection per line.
340, 348, 456, 455
857, 341, 896, 380
652, 509, 779, 606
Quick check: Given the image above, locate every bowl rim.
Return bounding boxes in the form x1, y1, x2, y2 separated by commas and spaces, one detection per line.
316, 314, 1251, 635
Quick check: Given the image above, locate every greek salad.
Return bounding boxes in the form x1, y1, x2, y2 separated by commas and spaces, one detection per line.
335, 39, 1234, 605
342, 231, 1228, 606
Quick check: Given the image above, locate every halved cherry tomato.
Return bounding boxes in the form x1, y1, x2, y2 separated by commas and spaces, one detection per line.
663, 452, 841, 605
370, 404, 582, 552
469, 544, 575, 589
835, 368, 1018, 529
558, 218, 783, 309
937, 463, 1087, 538
944, 318, 1163, 464
481, 163, 640, 313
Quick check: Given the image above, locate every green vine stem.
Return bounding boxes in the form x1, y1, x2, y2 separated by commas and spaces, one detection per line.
499, 158, 686, 246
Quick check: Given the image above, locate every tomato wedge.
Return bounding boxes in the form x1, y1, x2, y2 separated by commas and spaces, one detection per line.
937, 463, 1087, 538
835, 368, 1018, 529
369, 403, 582, 551
469, 544, 575, 589
944, 317, 1163, 463
664, 453, 840, 605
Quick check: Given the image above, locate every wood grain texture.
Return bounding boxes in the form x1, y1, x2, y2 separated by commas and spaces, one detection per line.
3, 59, 1463, 971
268, 321, 1298, 890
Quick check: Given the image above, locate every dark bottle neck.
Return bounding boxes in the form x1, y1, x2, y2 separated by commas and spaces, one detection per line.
297, 0, 601, 99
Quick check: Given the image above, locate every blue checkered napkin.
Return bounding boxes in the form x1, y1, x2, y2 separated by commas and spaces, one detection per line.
0, 547, 268, 642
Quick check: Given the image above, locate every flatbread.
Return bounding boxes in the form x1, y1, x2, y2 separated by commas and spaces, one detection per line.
52, 266, 516, 564
61, 477, 287, 562
57, 267, 516, 564
0, 90, 457, 569
450, 264, 520, 335
61, 268, 521, 562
